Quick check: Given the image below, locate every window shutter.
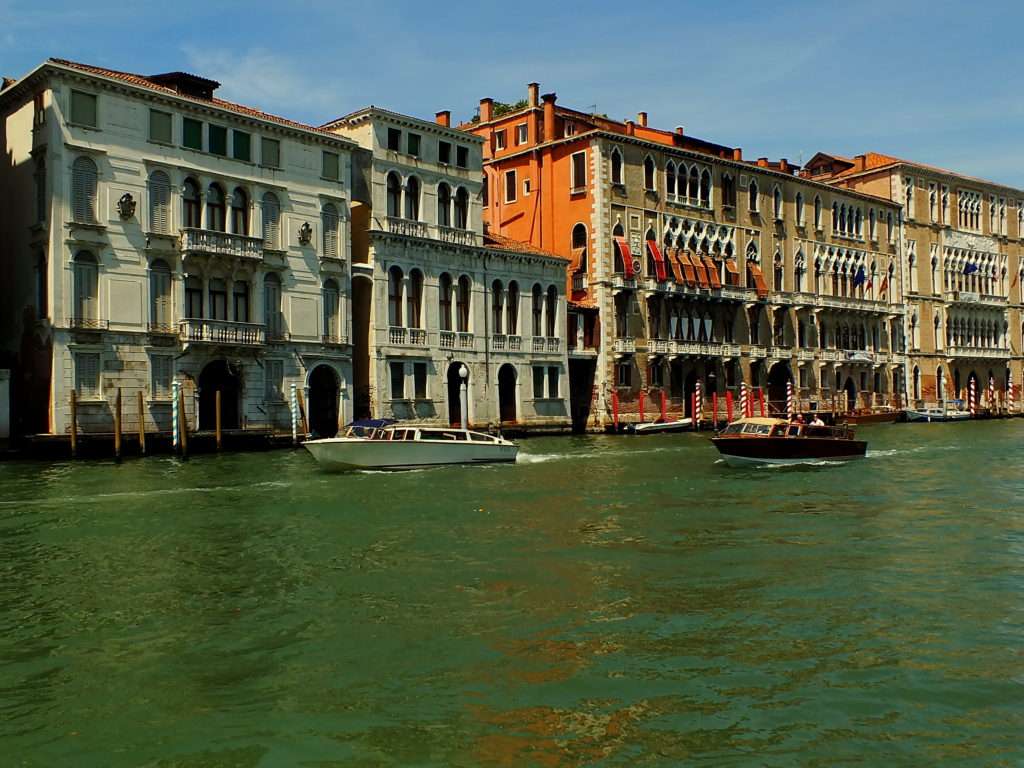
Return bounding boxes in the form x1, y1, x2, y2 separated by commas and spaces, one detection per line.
149, 172, 170, 234
322, 207, 338, 258
262, 194, 280, 249
72, 157, 97, 224
76, 353, 99, 397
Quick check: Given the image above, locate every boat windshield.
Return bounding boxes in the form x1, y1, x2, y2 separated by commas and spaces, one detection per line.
418, 429, 469, 441
722, 424, 746, 435
744, 424, 773, 435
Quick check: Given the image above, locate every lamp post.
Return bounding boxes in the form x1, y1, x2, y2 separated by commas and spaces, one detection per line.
459, 364, 469, 430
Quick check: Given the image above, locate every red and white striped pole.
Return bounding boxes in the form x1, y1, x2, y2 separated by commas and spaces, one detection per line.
695, 379, 703, 428
1009, 371, 1016, 413
969, 377, 977, 418
740, 382, 748, 418
786, 380, 794, 419
989, 376, 995, 413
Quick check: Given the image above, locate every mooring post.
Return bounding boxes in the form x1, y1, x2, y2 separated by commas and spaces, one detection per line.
215, 389, 222, 451
172, 381, 180, 453
70, 389, 78, 459
178, 386, 189, 459
290, 384, 298, 445
297, 389, 309, 436
114, 387, 122, 461
137, 390, 146, 455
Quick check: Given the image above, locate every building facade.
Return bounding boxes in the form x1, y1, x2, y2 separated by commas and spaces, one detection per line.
465, 85, 908, 429
0, 59, 357, 440
807, 153, 1024, 410
325, 107, 570, 431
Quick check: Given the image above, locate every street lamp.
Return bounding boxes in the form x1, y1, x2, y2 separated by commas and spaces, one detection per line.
459, 364, 469, 429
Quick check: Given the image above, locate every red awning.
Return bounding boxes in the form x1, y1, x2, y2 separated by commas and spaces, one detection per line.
677, 251, 697, 287
703, 256, 722, 288
724, 258, 740, 286
747, 263, 769, 298
614, 236, 636, 279
568, 246, 586, 274
646, 239, 667, 281
692, 253, 710, 288
666, 248, 684, 283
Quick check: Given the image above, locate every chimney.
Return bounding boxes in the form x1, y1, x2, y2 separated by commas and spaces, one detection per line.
479, 97, 493, 123
675, 126, 684, 135
779, 158, 789, 173
757, 157, 768, 168
624, 120, 635, 136
435, 110, 451, 128
527, 82, 539, 108
637, 111, 648, 128
733, 148, 743, 161
854, 154, 867, 171
542, 92, 557, 143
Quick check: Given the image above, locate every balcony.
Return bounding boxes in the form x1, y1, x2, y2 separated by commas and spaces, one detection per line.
437, 226, 480, 247
947, 345, 1011, 360
612, 275, 637, 291
820, 349, 842, 362
322, 334, 349, 346
818, 295, 890, 313
797, 349, 816, 362
651, 339, 671, 355
386, 217, 429, 239
409, 329, 427, 346
765, 345, 791, 358
507, 335, 522, 352
181, 228, 264, 260
675, 341, 702, 356
179, 318, 265, 346
69, 317, 109, 331
944, 290, 1007, 307
388, 326, 407, 345
572, 273, 586, 292
744, 344, 768, 359
718, 286, 750, 301
613, 337, 636, 354
440, 330, 474, 350
845, 350, 877, 364
439, 330, 455, 349
531, 336, 561, 353
456, 332, 474, 350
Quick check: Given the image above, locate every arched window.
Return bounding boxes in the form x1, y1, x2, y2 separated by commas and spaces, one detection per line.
72, 251, 98, 323
437, 182, 451, 227
492, 279, 504, 335
869, 208, 877, 240
71, 156, 98, 224
688, 166, 699, 201
611, 148, 623, 185
404, 176, 420, 220
261, 192, 281, 249
230, 187, 248, 235
571, 223, 588, 272
612, 222, 625, 272
322, 203, 339, 259
814, 195, 822, 229
438, 273, 453, 331
185, 275, 203, 319
233, 280, 249, 322
748, 178, 759, 212
206, 183, 226, 231
149, 258, 172, 330
545, 285, 557, 337
722, 174, 736, 208
645, 228, 657, 277
322, 278, 340, 340
531, 283, 543, 336
454, 187, 469, 229
644, 156, 656, 191
456, 275, 471, 333
913, 365, 921, 400
832, 202, 839, 232
506, 281, 519, 335
388, 266, 404, 327
666, 162, 676, 199
795, 192, 804, 226
773, 186, 782, 219
264, 273, 283, 339
148, 170, 171, 234
699, 169, 711, 207
406, 269, 423, 328
386, 172, 402, 218
182, 178, 201, 229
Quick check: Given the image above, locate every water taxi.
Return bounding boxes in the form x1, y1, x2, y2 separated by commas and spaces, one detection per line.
303, 421, 518, 471
710, 417, 867, 467
625, 417, 693, 434
905, 405, 971, 422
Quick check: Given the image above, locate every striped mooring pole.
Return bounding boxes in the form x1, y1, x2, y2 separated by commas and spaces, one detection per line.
786, 379, 794, 419
695, 379, 703, 427
989, 376, 996, 412
969, 376, 977, 418
1009, 371, 1015, 413
290, 383, 299, 444
171, 380, 180, 450
740, 381, 749, 418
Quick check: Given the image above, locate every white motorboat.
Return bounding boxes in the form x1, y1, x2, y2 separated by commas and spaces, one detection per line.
303, 422, 518, 471
625, 418, 692, 434
905, 406, 971, 422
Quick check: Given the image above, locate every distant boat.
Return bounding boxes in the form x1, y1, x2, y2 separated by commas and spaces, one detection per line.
711, 417, 867, 467
905, 406, 971, 422
845, 406, 902, 425
304, 422, 517, 471
625, 417, 692, 434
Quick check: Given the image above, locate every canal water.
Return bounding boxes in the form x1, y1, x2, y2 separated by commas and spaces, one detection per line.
1, 421, 1023, 766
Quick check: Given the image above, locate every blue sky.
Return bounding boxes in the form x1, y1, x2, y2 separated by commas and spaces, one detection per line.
4, 0, 1024, 186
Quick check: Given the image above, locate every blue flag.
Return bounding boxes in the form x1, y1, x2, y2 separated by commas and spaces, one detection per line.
853, 265, 866, 286
963, 262, 979, 275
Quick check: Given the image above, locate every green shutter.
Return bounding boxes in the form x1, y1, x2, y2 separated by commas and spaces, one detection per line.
261, 138, 280, 168
70, 91, 97, 127
208, 125, 227, 156
149, 110, 172, 143
182, 118, 202, 150
233, 130, 251, 161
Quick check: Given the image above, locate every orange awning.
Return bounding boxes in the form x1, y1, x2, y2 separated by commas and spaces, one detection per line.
614, 236, 636, 279
666, 248, 684, 283
703, 256, 722, 288
724, 258, 740, 286
747, 263, 769, 298
646, 239, 667, 282
692, 253, 710, 288
677, 251, 697, 287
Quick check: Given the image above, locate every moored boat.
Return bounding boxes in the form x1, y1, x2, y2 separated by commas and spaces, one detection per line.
304, 423, 518, 471
904, 405, 971, 422
625, 417, 693, 434
710, 417, 867, 467
845, 406, 902, 425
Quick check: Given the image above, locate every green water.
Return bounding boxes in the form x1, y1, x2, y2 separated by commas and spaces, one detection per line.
2, 421, 1023, 767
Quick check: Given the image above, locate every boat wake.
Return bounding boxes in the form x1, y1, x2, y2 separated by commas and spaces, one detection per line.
0, 479, 294, 508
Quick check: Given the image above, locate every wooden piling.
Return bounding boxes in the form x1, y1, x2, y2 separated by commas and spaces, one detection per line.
114, 388, 122, 461
137, 391, 146, 455
297, 390, 309, 436
215, 390, 222, 450
69, 390, 78, 458
178, 387, 189, 459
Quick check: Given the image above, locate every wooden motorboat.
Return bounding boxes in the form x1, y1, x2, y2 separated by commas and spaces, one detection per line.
845, 406, 902, 425
710, 417, 867, 467
625, 417, 692, 434
905, 406, 971, 422
304, 423, 517, 471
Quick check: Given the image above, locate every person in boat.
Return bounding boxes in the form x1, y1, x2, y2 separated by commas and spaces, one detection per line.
810, 415, 825, 426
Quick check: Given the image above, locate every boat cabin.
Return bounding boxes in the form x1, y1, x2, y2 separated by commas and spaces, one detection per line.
717, 417, 855, 440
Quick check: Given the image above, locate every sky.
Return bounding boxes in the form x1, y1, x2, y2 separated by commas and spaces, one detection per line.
3, 0, 1024, 186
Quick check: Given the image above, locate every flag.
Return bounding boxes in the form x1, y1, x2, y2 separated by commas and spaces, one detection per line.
963, 262, 979, 275
853, 265, 866, 287
1012, 271, 1019, 290
865, 271, 873, 291
879, 274, 889, 296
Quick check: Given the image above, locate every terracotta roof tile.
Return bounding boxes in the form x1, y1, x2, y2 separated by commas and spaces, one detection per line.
483, 232, 569, 261
49, 58, 346, 139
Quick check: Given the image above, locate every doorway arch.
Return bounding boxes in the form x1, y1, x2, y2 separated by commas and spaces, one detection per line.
766, 362, 791, 415
447, 361, 468, 427
198, 359, 240, 430
308, 364, 340, 437
498, 364, 517, 424
843, 376, 857, 412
